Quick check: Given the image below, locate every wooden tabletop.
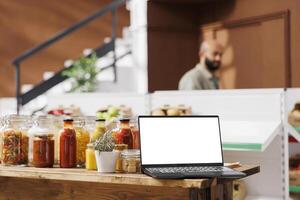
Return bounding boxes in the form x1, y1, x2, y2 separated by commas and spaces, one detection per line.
0, 165, 259, 189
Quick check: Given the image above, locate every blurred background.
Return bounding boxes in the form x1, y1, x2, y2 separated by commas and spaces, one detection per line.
1, 0, 300, 98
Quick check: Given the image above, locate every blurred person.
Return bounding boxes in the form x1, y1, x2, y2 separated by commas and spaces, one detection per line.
178, 40, 223, 90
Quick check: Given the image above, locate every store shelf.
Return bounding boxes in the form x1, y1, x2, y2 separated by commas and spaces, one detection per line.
287, 123, 300, 143
290, 185, 300, 193
221, 121, 281, 152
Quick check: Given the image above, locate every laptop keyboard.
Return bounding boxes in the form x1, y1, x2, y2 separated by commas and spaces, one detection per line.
147, 166, 223, 173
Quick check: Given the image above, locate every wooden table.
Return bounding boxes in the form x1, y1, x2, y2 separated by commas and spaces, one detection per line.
0, 165, 259, 200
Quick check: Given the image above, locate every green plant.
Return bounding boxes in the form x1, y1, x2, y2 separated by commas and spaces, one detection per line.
62, 53, 100, 92
94, 130, 115, 152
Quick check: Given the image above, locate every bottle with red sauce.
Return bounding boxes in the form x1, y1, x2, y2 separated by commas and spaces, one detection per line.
59, 118, 76, 168
114, 118, 133, 149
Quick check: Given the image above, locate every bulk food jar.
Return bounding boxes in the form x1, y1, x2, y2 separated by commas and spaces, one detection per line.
92, 119, 106, 142
114, 118, 133, 149
121, 149, 141, 173
130, 119, 140, 149
1, 115, 31, 166
59, 118, 76, 168
52, 115, 63, 164
28, 116, 55, 167
73, 117, 90, 167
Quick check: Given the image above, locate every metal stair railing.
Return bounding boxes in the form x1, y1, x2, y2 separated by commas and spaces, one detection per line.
12, 0, 127, 113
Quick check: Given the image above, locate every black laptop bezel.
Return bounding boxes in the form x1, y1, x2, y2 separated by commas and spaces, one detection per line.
138, 115, 225, 169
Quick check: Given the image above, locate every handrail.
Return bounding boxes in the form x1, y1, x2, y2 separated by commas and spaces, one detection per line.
12, 0, 125, 65
13, 0, 127, 113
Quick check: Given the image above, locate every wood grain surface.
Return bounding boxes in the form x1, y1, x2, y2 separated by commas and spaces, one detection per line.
0, 165, 259, 189
0, 177, 191, 200
0, 165, 259, 200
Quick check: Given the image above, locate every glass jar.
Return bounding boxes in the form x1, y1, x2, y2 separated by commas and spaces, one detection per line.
92, 119, 106, 142
28, 115, 55, 165
84, 116, 96, 137
73, 117, 90, 167
59, 118, 76, 168
85, 143, 96, 170
33, 133, 54, 168
114, 118, 133, 149
121, 149, 141, 173
130, 119, 140, 149
52, 115, 63, 164
114, 144, 128, 173
1, 115, 30, 166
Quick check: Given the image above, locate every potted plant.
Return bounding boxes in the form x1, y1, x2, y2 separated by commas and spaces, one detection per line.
62, 53, 100, 92
94, 130, 117, 172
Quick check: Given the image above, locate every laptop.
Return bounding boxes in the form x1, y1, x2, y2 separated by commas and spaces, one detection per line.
138, 115, 246, 179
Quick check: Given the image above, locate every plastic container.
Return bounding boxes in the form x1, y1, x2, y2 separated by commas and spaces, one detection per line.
121, 149, 141, 173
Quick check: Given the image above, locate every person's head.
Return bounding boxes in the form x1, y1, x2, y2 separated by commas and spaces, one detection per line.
199, 40, 223, 74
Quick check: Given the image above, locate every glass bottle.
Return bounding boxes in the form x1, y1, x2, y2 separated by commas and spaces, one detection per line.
85, 143, 97, 170
130, 118, 140, 149
92, 119, 106, 142
59, 118, 77, 168
73, 117, 90, 167
114, 118, 133, 149
1, 115, 30, 166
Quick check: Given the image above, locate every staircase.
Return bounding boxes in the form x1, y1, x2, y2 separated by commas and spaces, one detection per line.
12, 0, 129, 113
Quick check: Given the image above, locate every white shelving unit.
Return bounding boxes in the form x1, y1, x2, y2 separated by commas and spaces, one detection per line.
150, 89, 287, 199
285, 88, 300, 196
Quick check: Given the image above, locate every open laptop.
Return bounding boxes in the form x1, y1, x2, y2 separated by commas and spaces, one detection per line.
138, 115, 246, 179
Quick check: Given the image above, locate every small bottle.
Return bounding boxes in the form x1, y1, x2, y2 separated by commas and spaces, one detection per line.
59, 118, 77, 168
115, 119, 133, 149
130, 118, 140, 149
85, 143, 97, 170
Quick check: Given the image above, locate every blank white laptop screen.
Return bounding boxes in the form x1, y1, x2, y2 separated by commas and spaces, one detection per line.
139, 116, 223, 165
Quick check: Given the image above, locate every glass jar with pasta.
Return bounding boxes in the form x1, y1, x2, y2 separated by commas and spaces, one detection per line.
73, 117, 90, 167
1, 115, 31, 166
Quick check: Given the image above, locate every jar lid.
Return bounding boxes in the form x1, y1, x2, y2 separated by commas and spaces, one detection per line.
119, 118, 130, 122
63, 118, 73, 122
114, 144, 128, 151
95, 118, 106, 122
121, 149, 140, 157
34, 133, 54, 137
86, 143, 94, 148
